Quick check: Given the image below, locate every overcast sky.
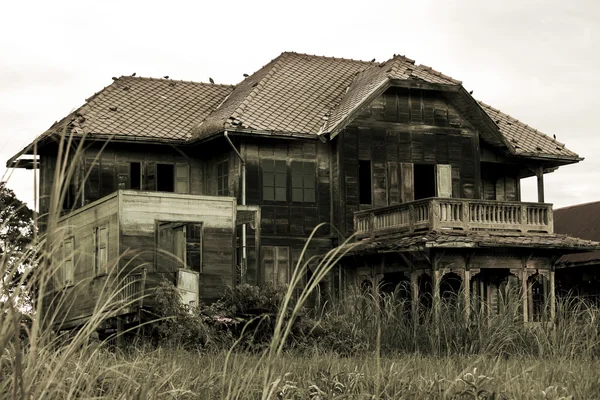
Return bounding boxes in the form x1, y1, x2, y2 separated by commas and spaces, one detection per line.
1, 0, 599, 210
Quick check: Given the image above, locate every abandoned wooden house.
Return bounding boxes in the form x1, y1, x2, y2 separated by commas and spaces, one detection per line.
7, 51, 599, 330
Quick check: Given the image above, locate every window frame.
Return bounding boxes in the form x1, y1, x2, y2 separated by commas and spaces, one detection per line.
155, 220, 204, 273
216, 159, 229, 196
290, 161, 316, 204
261, 159, 288, 203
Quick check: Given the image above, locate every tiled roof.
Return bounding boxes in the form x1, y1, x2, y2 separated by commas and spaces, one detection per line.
19, 52, 579, 164
340, 230, 600, 256
194, 52, 376, 139
554, 201, 600, 265
45, 76, 233, 141
479, 102, 579, 159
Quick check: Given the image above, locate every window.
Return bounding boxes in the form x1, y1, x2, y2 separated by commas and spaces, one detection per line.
156, 164, 174, 192
262, 246, 290, 286
157, 222, 203, 273
217, 159, 229, 196
414, 164, 435, 200
130, 162, 141, 190
94, 225, 109, 276
359, 160, 372, 204
291, 161, 316, 202
262, 159, 287, 201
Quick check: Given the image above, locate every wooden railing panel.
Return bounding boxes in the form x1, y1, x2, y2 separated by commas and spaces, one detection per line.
354, 198, 553, 238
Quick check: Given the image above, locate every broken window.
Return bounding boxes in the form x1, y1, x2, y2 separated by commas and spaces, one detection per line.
157, 222, 203, 273
291, 161, 316, 202
359, 160, 372, 205
262, 159, 287, 202
217, 159, 229, 196
262, 245, 290, 286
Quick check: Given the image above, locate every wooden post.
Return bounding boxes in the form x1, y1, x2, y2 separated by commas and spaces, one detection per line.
536, 165, 545, 203
433, 269, 441, 325
116, 316, 124, 348
550, 270, 556, 322
463, 269, 471, 324
521, 270, 528, 323
527, 277, 534, 322
410, 271, 419, 327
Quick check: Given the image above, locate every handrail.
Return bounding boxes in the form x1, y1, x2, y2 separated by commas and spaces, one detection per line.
354, 198, 553, 239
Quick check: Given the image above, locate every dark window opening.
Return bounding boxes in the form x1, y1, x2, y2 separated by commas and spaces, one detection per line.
291, 161, 316, 202
359, 160, 372, 204
262, 159, 287, 201
156, 164, 174, 192
130, 162, 141, 190
414, 164, 435, 200
217, 159, 229, 196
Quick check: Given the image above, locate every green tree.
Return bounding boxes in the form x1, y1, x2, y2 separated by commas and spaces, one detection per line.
0, 182, 35, 294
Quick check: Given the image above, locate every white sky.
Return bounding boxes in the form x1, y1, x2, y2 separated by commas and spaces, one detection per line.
1, 0, 599, 209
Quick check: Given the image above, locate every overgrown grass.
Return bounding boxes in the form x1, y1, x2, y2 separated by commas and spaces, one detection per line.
2, 128, 600, 398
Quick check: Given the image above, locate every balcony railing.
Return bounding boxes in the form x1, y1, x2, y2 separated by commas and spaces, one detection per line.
354, 198, 553, 239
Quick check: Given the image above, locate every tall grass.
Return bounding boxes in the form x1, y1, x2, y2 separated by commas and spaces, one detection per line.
2, 127, 600, 398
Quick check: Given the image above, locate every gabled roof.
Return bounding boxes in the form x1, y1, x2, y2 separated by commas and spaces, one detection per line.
479, 102, 579, 159
9, 51, 581, 166
193, 52, 463, 139
554, 201, 600, 265
43, 76, 232, 142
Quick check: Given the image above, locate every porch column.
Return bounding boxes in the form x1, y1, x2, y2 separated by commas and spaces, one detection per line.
521, 270, 529, 322
536, 165, 545, 203
550, 270, 556, 322
463, 269, 471, 324
410, 271, 419, 326
527, 276, 534, 321
433, 269, 441, 324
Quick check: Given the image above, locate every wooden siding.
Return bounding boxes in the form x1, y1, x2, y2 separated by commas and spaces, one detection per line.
118, 191, 236, 302
243, 137, 331, 239
48, 191, 236, 328
338, 87, 483, 235
47, 193, 120, 327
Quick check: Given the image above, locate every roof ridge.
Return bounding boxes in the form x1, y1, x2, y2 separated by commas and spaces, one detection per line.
554, 200, 600, 211
281, 51, 379, 65
478, 100, 568, 148
414, 63, 462, 84
229, 53, 288, 125
118, 75, 233, 87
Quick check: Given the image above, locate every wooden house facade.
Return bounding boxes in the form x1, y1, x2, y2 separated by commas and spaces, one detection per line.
8, 51, 599, 329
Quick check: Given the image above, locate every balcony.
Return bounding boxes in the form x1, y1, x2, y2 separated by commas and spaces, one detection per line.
354, 198, 553, 239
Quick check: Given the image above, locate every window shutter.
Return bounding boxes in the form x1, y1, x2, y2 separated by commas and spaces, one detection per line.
276, 246, 290, 286
144, 162, 156, 191
64, 239, 74, 285
175, 164, 189, 194
262, 246, 275, 284
186, 223, 203, 273
435, 164, 452, 198
400, 163, 414, 203
117, 161, 129, 190
387, 162, 400, 205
